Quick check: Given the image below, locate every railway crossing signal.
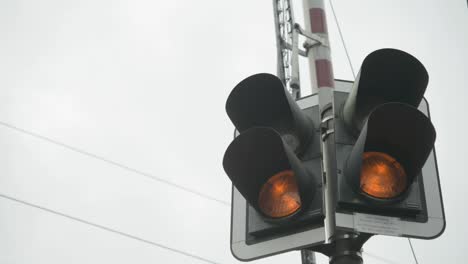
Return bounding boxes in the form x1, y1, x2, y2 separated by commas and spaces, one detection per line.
222, 49, 445, 262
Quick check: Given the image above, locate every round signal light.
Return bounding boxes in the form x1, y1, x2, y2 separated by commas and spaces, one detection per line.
360, 152, 407, 199
258, 170, 301, 218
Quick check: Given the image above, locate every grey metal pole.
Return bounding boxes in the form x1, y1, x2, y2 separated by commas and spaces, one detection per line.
272, 0, 287, 86
301, 0, 337, 243
301, 1, 366, 264
301, 249, 317, 264
273, 0, 301, 99
273, 1, 368, 263
328, 234, 363, 264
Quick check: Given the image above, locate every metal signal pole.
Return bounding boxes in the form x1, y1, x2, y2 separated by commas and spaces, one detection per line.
301, 249, 317, 264
301, 1, 369, 263
273, 0, 368, 263
301, 0, 338, 244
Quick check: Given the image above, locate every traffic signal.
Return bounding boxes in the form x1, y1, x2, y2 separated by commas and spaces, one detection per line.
222, 73, 324, 241
335, 48, 436, 219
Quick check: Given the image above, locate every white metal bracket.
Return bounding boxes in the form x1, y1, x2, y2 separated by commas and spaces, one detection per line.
294, 24, 329, 53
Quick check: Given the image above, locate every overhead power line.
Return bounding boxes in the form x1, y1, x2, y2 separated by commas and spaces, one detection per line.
0, 121, 230, 206
0, 193, 222, 264
363, 251, 400, 264
329, 0, 355, 79
408, 239, 420, 264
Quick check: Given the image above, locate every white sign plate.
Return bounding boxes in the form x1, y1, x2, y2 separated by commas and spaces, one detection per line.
354, 213, 402, 237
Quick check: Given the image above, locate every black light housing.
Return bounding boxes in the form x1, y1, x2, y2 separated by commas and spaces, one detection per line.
223, 73, 323, 239
342, 48, 429, 136
345, 103, 436, 200
336, 48, 436, 217
223, 127, 315, 219
226, 73, 314, 154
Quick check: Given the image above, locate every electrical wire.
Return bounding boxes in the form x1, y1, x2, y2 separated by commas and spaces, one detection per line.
329, 0, 356, 79
408, 239, 420, 264
0, 4, 420, 264
0, 192, 222, 264
0, 121, 230, 207
363, 251, 400, 264
328, 1, 421, 264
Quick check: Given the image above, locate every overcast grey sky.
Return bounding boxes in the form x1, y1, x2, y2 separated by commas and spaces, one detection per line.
0, 0, 467, 263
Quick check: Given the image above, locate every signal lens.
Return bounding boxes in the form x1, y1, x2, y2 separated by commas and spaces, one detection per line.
360, 152, 407, 199
258, 170, 301, 218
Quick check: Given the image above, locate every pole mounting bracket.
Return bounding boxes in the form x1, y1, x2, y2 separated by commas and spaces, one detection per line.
294, 23, 329, 53
320, 104, 335, 141
305, 232, 372, 259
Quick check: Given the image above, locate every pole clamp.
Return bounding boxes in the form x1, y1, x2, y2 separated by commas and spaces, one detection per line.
281, 24, 329, 58
294, 24, 330, 52
320, 105, 335, 141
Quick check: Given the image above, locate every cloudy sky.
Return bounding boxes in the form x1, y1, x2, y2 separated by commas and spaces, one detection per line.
0, 0, 467, 263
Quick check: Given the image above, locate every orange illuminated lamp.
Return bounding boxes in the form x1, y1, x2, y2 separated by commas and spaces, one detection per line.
360, 152, 408, 199
258, 170, 301, 218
